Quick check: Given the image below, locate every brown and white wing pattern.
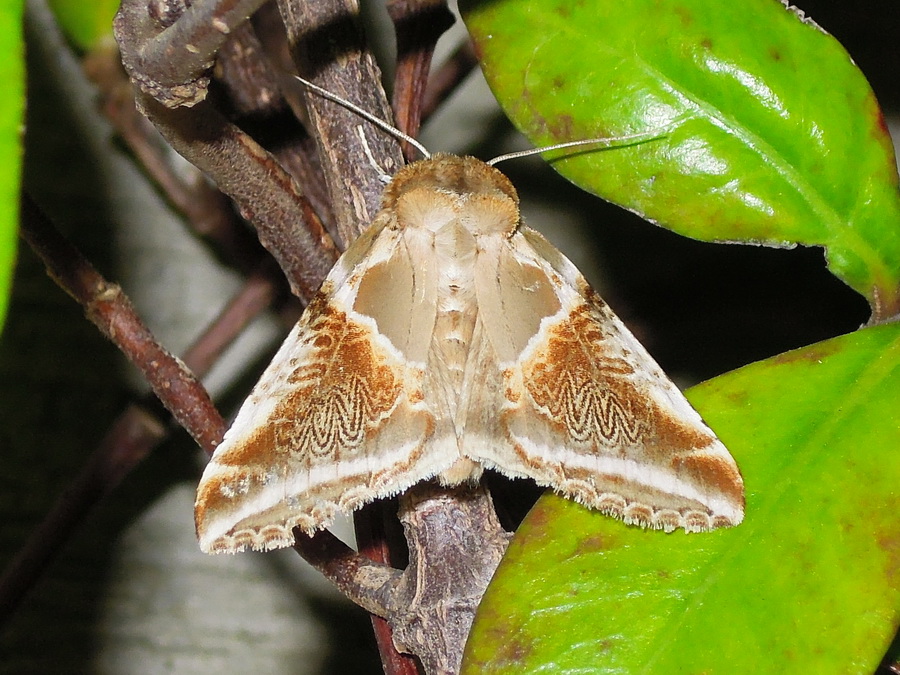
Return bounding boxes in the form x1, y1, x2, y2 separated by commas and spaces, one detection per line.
195, 216, 458, 553
195, 153, 744, 555
464, 226, 744, 532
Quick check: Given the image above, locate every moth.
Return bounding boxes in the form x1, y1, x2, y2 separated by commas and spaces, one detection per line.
195, 99, 744, 555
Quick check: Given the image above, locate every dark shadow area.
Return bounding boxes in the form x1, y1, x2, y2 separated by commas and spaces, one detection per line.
795, 0, 899, 111
306, 597, 385, 675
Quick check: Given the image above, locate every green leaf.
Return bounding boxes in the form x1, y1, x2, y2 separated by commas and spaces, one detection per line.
462, 321, 900, 674
47, 0, 118, 51
461, 0, 900, 316
0, 0, 24, 333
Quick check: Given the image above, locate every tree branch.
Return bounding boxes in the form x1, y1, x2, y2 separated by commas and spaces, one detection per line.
115, 0, 269, 107
84, 43, 268, 275
19, 194, 226, 450
387, 0, 455, 159
133, 90, 338, 302
388, 483, 511, 675
277, 0, 405, 246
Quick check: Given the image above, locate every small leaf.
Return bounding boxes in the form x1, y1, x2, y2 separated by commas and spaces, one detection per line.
461, 0, 900, 315
462, 322, 900, 674
0, 0, 25, 333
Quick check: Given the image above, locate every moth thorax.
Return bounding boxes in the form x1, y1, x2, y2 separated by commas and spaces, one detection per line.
382, 153, 519, 212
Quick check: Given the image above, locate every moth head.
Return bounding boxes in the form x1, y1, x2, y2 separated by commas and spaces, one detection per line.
385, 154, 521, 236
384, 154, 517, 205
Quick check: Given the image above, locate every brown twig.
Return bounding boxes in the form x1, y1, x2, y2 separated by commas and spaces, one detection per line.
292, 527, 399, 617
133, 90, 338, 302
115, 0, 341, 303
230, 3, 339, 233
19, 194, 226, 450
277, 0, 405, 247
115, 0, 269, 108
212, 16, 286, 118
387, 0, 455, 159
84, 43, 266, 275
1, 195, 249, 623
355, 503, 423, 675
210, 11, 339, 239
389, 484, 511, 675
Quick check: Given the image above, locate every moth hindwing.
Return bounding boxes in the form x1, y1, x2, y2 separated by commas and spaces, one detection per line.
195, 154, 744, 553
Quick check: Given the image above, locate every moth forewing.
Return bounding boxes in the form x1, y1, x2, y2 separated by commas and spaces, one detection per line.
195, 209, 449, 553
460, 221, 743, 532
195, 154, 744, 554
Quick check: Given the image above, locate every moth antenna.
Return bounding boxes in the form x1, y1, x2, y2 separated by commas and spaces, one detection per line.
294, 75, 432, 160
486, 129, 669, 167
